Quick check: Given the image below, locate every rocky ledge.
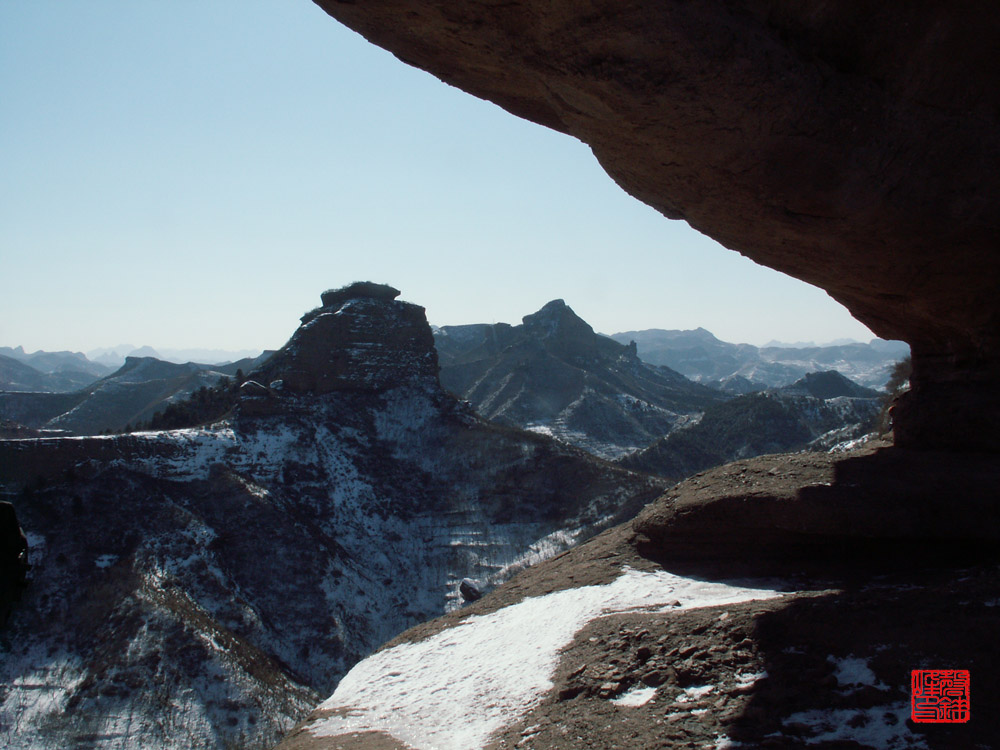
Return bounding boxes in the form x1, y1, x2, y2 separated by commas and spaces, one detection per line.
277, 441, 1000, 750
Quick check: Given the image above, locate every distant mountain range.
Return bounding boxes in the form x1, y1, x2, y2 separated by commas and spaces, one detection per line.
0, 346, 264, 393
619, 371, 883, 481
0, 347, 115, 392
3, 313, 904, 457
434, 300, 725, 458
608, 328, 909, 390
87, 346, 263, 368
0, 354, 270, 435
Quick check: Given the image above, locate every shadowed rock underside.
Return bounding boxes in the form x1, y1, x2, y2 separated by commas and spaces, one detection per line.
312, 0, 1000, 450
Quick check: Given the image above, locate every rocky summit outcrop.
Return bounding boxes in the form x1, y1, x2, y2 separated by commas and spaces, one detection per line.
0, 286, 666, 750
435, 300, 724, 458
254, 283, 437, 395
312, 1, 1000, 450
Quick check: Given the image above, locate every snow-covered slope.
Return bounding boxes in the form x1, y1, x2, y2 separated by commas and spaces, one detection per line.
304, 567, 786, 750
277, 442, 1000, 750
0, 285, 666, 750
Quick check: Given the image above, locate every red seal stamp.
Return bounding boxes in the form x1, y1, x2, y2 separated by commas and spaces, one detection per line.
911, 669, 970, 723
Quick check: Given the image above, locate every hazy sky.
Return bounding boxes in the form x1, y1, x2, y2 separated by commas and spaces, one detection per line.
1, 0, 877, 354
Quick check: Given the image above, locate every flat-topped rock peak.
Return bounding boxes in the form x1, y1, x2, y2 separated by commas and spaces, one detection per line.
319, 282, 401, 310
255, 283, 437, 395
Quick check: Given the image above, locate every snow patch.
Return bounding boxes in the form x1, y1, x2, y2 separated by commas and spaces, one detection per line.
828, 655, 889, 691
781, 702, 927, 748
735, 670, 767, 687
611, 685, 658, 707
94, 554, 119, 568
676, 684, 715, 703
308, 567, 787, 750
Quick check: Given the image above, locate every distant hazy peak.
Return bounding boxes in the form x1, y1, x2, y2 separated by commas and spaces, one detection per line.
613, 327, 723, 345
780, 370, 881, 399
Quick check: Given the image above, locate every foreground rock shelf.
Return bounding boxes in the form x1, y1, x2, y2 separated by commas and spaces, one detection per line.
277, 443, 1000, 750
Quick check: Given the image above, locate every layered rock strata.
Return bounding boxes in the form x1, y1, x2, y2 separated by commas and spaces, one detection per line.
312, 1, 1000, 450
254, 282, 438, 395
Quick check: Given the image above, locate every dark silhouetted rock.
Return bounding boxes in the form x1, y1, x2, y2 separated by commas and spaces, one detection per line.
255, 284, 437, 395
459, 578, 484, 602
0, 501, 29, 627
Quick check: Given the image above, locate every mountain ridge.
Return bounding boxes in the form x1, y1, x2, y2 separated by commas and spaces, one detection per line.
435, 300, 725, 458
0, 285, 667, 750
609, 328, 909, 390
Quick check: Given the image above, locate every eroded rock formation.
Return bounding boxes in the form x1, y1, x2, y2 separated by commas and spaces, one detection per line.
254, 283, 438, 395
313, 1, 1000, 450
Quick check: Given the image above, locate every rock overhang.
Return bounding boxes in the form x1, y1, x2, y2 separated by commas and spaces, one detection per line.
311, 1, 1000, 450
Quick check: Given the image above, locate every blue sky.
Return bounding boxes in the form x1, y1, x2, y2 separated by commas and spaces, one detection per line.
0, 0, 877, 354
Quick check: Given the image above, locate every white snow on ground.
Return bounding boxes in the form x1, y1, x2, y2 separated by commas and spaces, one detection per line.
308, 567, 787, 750
781, 702, 927, 748
735, 670, 767, 687
129, 426, 238, 480
0, 650, 87, 745
611, 685, 658, 707
94, 553, 119, 568
676, 684, 716, 703
828, 655, 889, 691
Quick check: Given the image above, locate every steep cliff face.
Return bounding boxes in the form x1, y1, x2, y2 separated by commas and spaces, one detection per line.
312, 1, 1000, 450
0, 286, 666, 750
254, 283, 438, 396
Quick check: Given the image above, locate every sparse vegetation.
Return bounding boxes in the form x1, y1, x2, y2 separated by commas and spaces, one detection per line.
140, 374, 245, 431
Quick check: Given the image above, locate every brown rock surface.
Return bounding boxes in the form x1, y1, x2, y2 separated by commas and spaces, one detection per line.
273, 446, 1000, 750
632, 440, 1000, 569
312, 1, 1000, 449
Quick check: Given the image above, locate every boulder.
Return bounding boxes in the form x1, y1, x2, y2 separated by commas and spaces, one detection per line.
459, 578, 484, 602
